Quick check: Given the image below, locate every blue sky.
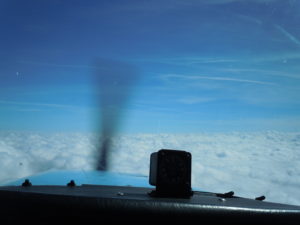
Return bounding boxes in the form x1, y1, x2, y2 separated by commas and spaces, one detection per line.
1, 0, 300, 133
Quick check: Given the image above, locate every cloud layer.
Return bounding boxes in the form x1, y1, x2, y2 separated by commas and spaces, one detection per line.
0, 131, 300, 206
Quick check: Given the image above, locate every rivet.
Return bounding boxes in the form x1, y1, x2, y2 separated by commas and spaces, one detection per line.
22, 179, 32, 187
67, 180, 76, 187
219, 198, 226, 202
117, 192, 125, 196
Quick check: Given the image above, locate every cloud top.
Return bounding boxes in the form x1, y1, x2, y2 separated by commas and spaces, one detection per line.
0, 131, 300, 206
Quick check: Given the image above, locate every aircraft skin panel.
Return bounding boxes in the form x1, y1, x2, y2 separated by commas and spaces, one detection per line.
1, 170, 300, 224
1, 170, 151, 187
1, 184, 300, 210
1, 184, 300, 224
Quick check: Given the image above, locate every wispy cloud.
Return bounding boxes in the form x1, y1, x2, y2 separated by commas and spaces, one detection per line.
177, 97, 215, 104
79, 0, 280, 17
274, 24, 300, 47
133, 51, 300, 67
200, 0, 239, 4
161, 74, 275, 85
0, 100, 80, 110
134, 57, 238, 66
219, 68, 300, 80
252, 52, 300, 63
18, 60, 95, 69
201, 0, 279, 4
236, 14, 262, 25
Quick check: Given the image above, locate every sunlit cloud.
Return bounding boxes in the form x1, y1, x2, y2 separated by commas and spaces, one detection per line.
1, 130, 300, 205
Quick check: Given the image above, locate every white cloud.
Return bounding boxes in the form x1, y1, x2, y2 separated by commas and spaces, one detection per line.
177, 97, 215, 104
0, 132, 97, 183
0, 100, 75, 109
0, 131, 300, 206
0, 100, 87, 113
134, 51, 300, 67
219, 68, 300, 80
252, 52, 300, 63
161, 74, 275, 85
134, 57, 238, 66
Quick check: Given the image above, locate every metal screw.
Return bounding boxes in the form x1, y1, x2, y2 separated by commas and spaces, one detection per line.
255, 195, 266, 201
218, 198, 226, 202
67, 180, 76, 187
22, 179, 32, 187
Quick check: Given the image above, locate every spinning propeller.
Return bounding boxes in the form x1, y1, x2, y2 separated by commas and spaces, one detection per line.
93, 59, 139, 171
